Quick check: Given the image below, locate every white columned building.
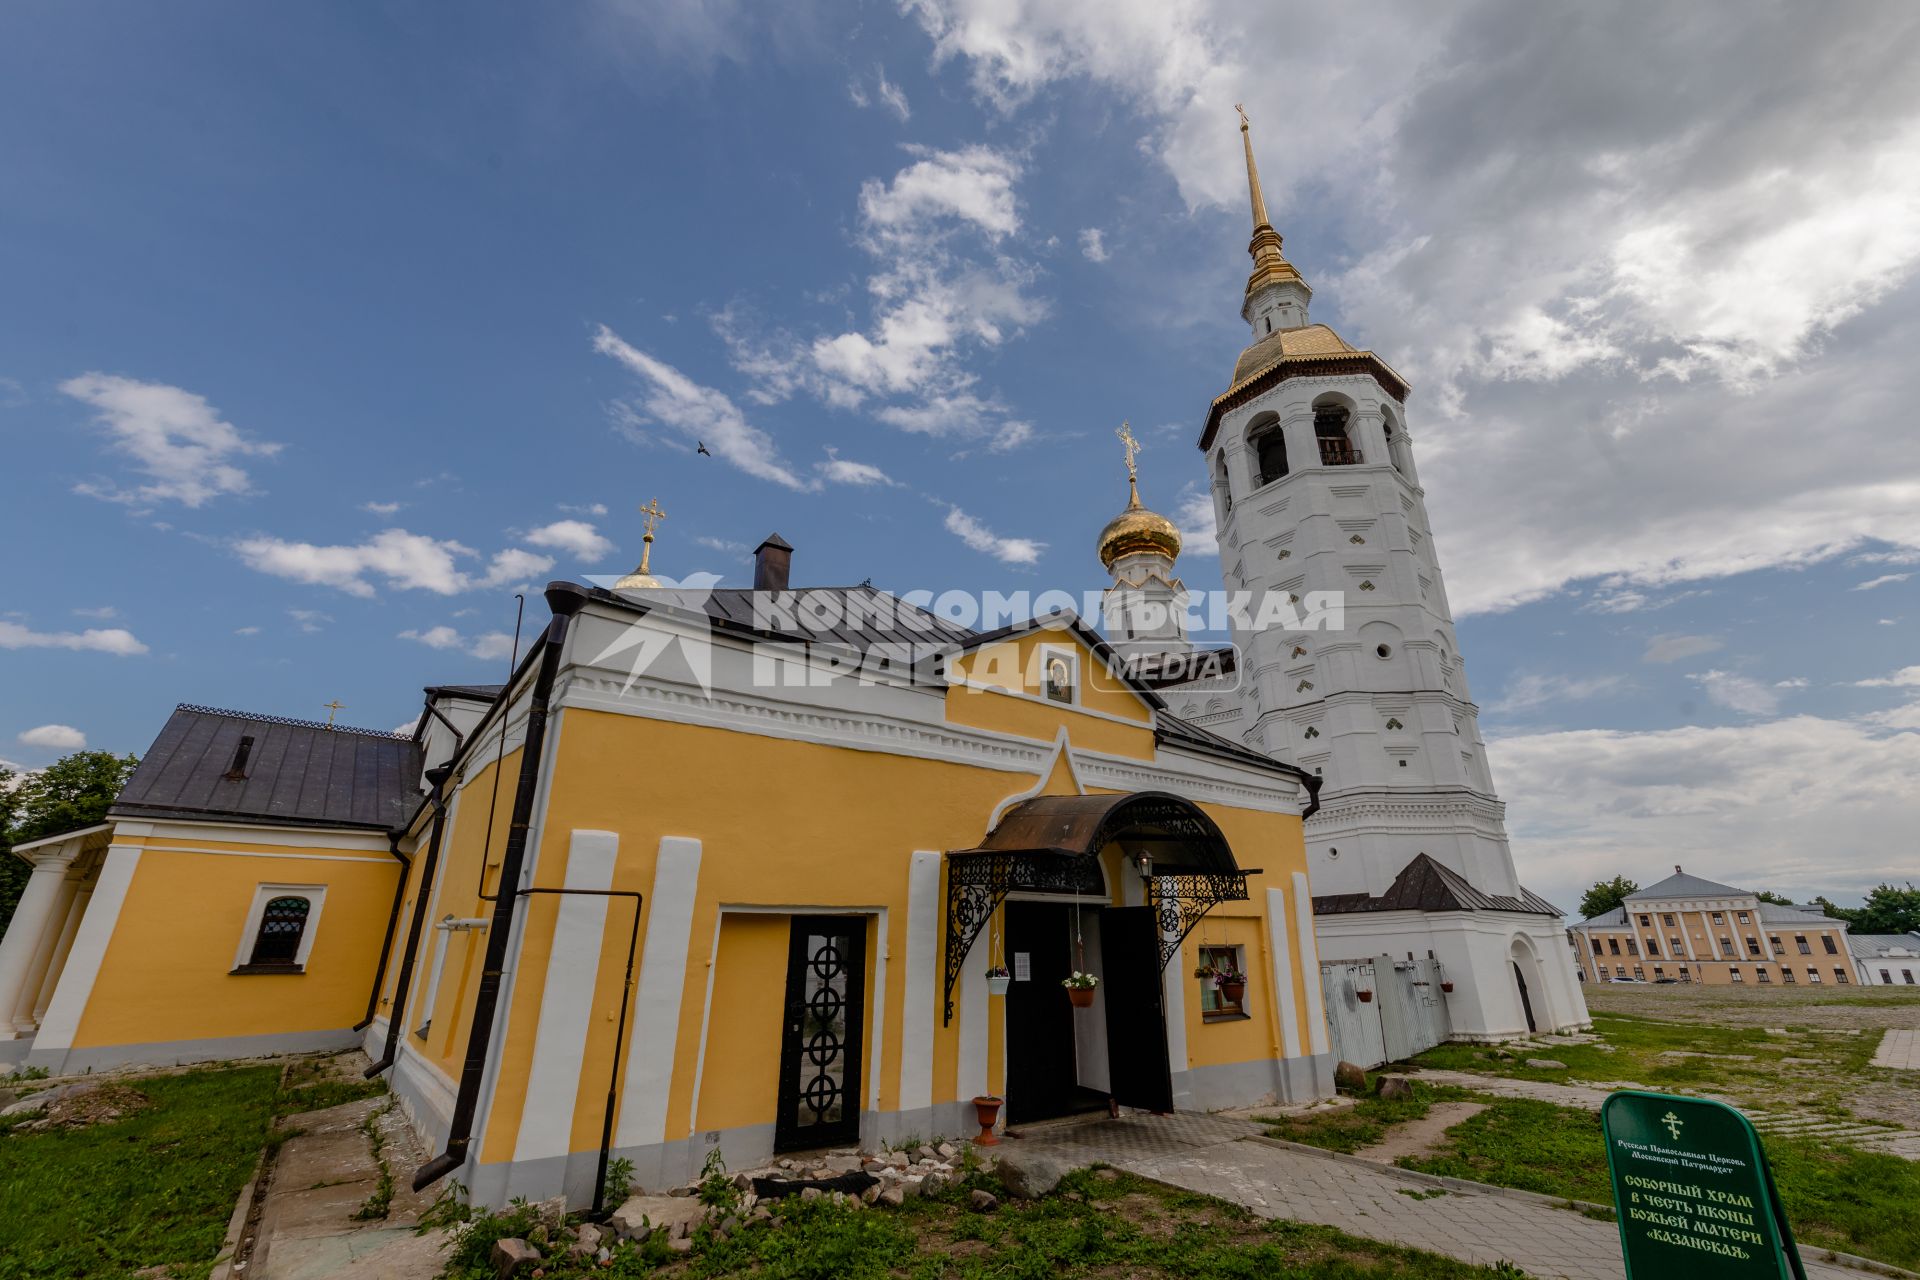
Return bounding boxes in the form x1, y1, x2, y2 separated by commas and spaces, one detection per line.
1156, 113, 1590, 1041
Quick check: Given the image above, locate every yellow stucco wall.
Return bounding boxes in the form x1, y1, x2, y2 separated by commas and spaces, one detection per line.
73, 834, 397, 1049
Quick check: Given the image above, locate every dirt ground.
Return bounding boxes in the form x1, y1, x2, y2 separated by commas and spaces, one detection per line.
1582, 980, 1920, 1128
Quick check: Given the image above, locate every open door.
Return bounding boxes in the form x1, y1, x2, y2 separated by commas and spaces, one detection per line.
1100, 906, 1173, 1113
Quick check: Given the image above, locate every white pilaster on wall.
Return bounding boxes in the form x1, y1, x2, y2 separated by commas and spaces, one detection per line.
11, 871, 79, 1031
956, 942, 988, 1105
898, 851, 941, 1116
0, 851, 79, 1036
33, 844, 142, 1056
31, 888, 92, 1025
1291, 871, 1330, 1056
614, 836, 703, 1149
512, 830, 620, 1163
1264, 887, 1302, 1059
1158, 880, 1190, 1098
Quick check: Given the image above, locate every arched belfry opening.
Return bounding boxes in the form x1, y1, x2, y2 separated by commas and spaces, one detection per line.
1313, 396, 1360, 467
943, 791, 1256, 1121
1247, 412, 1288, 487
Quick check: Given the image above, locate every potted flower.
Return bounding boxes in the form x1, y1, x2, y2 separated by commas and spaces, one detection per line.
1063, 971, 1098, 1009
1215, 965, 1247, 1005
971, 1095, 1003, 1145
1193, 962, 1216, 981
1440, 979, 1455, 994
985, 965, 1012, 997
1356, 988, 1374, 1003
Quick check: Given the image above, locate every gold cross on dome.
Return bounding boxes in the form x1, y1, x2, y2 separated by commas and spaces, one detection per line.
322, 699, 345, 727
638, 497, 666, 538
1235, 102, 1250, 130
1116, 421, 1141, 483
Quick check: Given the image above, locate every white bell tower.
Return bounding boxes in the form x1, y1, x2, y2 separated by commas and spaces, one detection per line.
1166, 108, 1590, 1039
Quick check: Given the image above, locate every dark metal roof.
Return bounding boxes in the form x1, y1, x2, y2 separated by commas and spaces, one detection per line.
953, 791, 1242, 875
111, 704, 422, 832
1625, 871, 1747, 900
1314, 853, 1561, 918
584, 583, 974, 656
425, 683, 505, 701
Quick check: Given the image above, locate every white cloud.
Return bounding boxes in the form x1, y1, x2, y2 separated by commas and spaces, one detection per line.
1774, 677, 1810, 689
1174, 483, 1218, 557
234, 529, 555, 598
593, 325, 814, 490
1856, 664, 1920, 688
62, 373, 281, 507
560, 502, 609, 517
944, 505, 1044, 565
18, 724, 85, 751
1688, 669, 1780, 716
234, 625, 261, 636
695, 535, 751, 556
1485, 673, 1629, 716
1079, 228, 1110, 263
858, 145, 1020, 242
288, 609, 332, 633
852, 63, 911, 121
1641, 633, 1722, 664
401, 625, 517, 661
816, 451, 895, 486
71, 606, 117, 620
362, 500, 405, 515
1491, 713, 1920, 909
522, 519, 615, 561
0, 620, 147, 656
1854, 573, 1912, 591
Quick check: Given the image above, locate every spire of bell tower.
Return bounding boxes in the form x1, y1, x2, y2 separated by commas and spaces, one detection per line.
1234, 105, 1311, 331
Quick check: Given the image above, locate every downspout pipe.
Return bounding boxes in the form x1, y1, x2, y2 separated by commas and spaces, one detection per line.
355, 830, 414, 1033
413, 581, 588, 1193
363, 764, 453, 1077
1300, 772, 1323, 821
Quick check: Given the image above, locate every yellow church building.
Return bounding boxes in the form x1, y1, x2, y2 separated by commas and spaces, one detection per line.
0, 528, 1333, 1210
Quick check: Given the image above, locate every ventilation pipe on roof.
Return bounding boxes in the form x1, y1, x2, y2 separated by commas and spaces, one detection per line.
753, 533, 792, 592
412, 582, 588, 1193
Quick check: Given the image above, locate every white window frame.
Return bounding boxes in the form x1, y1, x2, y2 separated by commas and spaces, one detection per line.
1037, 644, 1079, 707
232, 883, 328, 972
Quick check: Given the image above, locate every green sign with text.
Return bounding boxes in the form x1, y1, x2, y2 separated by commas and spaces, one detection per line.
1601, 1091, 1806, 1280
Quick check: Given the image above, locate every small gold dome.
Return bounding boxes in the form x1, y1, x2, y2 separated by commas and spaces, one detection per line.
1098, 484, 1182, 571
613, 571, 662, 590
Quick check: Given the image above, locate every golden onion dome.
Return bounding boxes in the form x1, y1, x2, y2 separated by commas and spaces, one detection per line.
1098, 481, 1182, 571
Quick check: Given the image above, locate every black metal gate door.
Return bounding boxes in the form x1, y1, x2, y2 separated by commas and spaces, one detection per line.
1513, 962, 1537, 1033
774, 916, 867, 1152
1101, 906, 1173, 1113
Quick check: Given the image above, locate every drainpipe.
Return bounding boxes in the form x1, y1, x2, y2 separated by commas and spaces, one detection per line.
363, 764, 453, 1077
1300, 772, 1323, 821
412, 582, 588, 1192
355, 830, 414, 1033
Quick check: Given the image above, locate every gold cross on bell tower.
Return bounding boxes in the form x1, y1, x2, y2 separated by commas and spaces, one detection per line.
1116, 420, 1142, 505
322, 699, 345, 728
616, 498, 668, 590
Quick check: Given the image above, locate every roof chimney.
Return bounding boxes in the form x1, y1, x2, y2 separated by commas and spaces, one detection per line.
1675, 864, 1683, 875
754, 533, 793, 592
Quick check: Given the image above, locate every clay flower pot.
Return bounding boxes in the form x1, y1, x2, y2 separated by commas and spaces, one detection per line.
1067, 986, 1096, 1009
972, 1095, 1003, 1145
1440, 981, 1455, 994
1219, 977, 1247, 1004
1357, 989, 1374, 1003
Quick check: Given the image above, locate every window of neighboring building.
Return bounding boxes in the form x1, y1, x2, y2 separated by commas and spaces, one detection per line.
1747, 937, 1763, 957
1738, 912, 1750, 924
1661, 913, 1673, 926
1757, 968, 1771, 983
1609, 938, 1621, 955
1679, 966, 1691, 982
1653, 966, 1665, 978
1197, 944, 1248, 1019
1712, 912, 1724, 924
1782, 968, 1795, 983
1770, 935, 1784, 952
1795, 935, 1811, 955
1633, 966, 1645, 979
1627, 939, 1640, 955
1883, 970, 1894, 984
232, 884, 326, 973
1731, 967, 1743, 982
1835, 969, 1849, 984
1670, 936, 1683, 955
1638, 914, 1651, 927
1904, 970, 1915, 985
1807, 968, 1821, 984
1591, 938, 1604, 955
1646, 938, 1660, 956
1616, 965, 1627, 978
1719, 935, 1734, 955
1822, 936, 1839, 955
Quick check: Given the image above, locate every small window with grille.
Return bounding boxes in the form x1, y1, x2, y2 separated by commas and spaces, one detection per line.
233, 885, 324, 973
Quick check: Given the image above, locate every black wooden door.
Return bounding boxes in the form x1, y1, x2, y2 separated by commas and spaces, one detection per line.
1101, 906, 1173, 1113
1512, 962, 1537, 1033
1004, 901, 1077, 1124
774, 916, 866, 1152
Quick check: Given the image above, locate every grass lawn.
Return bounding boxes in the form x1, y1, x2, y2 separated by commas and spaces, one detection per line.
1256, 1077, 1472, 1154
436, 1166, 1529, 1280
0, 1064, 282, 1279
1398, 1097, 1920, 1270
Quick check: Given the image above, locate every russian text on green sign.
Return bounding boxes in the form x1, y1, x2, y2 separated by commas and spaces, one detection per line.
1601, 1090, 1805, 1280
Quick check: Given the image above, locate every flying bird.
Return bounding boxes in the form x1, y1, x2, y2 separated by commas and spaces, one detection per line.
696, 441, 712, 457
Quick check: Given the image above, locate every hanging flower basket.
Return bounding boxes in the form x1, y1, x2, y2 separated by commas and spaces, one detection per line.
1357, 989, 1375, 1003
971, 1095, 1003, 1146
1064, 972, 1098, 1008
1218, 974, 1247, 1004
986, 966, 1012, 997
1440, 981, 1456, 994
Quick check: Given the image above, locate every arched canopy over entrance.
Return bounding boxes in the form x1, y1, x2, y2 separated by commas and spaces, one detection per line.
942, 791, 1257, 1024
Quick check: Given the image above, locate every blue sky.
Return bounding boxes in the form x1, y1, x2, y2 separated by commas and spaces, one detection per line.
4, 2, 1918, 910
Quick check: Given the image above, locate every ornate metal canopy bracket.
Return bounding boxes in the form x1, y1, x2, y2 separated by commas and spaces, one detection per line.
1148, 871, 1253, 970
942, 850, 1102, 1025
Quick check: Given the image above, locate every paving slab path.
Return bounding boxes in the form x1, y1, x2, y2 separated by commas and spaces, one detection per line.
1874, 1029, 1920, 1071
1015, 1111, 1874, 1280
